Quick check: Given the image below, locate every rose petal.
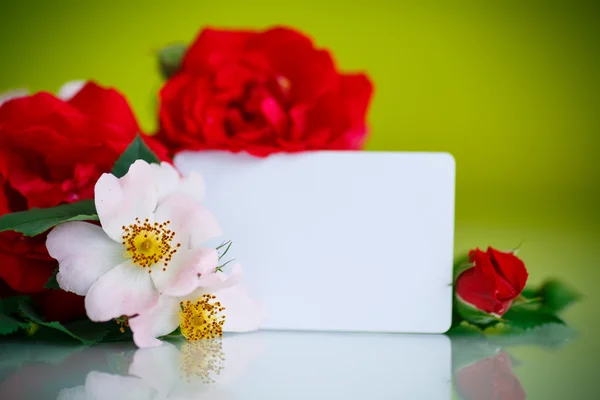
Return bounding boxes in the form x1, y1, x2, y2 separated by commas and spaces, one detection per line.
154, 194, 221, 248
0, 249, 57, 294
94, 160, 158, 242
250, 27, 338, 103
129, 342, 180, 391
68, 81, 140, 136
85, 371, 156, 400
487, 247, 528, 294
151, 247, 218, 297
47, 221, 123, 296
85, 260, 159, 322
182, 29, 256, 72
0, 88, 28, 107
129, 296, 180, 349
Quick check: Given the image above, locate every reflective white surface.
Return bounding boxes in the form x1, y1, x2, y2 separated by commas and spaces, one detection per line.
0, 326, 581, 399
0, 331, 451, 399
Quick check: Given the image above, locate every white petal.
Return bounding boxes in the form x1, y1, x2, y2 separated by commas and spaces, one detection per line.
47, 221, 123, 296
197, 263, 243, 290
151, 162, 181, 203
220, 284, 265, 332
151, 248, 218, 297
95, 160, 158, 242
129, 295, 180, 349
129, 342, 181, 393
85, 371, 156, 400
154, 194, 221, 248
0, 88, 28, 106
57, 80, 85, 100
178, 171, 206, 204
85, 260, 159, 322
56, 385, 86, 400
179, 264, 243, 303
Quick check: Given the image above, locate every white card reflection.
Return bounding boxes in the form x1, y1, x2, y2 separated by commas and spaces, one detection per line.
232, 332, 451, 399
0, 332, 452, 399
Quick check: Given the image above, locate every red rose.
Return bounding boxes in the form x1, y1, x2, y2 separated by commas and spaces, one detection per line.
456, 247, 528, 317
0, 82, 168, 322
156, 27, 374, 157
455, 351, 526, 400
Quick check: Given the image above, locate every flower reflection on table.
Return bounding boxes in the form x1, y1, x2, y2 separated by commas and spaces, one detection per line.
0, 333, 264, 400
62, 335, 264, 400
450, 323, 577, 400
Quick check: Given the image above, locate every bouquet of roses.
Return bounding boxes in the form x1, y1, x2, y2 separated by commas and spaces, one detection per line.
0, 26, 373, 347
0, 25, 579, 348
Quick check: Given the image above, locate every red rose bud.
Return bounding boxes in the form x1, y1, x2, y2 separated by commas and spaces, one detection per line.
455, 351, 526, 400
455, 247, 528, 323
156, 26, 374, 157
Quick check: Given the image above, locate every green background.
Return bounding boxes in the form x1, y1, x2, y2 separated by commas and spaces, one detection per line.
0, 1, 598, 398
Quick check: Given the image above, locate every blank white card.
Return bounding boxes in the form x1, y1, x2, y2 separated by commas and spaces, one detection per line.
175, 151, 455, 333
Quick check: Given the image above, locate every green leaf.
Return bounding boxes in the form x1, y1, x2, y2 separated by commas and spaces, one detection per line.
520, 286, 538, 299
537, 279, 582, 313
112, 134, 160, 178
0, 314, 28, 336
158, 43, 187, 79
510, 295, 543, 309
18, 300, 108, 345
454, 296, 501, 325
44, 268, 60, 289
0, 298, 28, 336
0, 200, 98, 236
446, 321, 484, 336
502, 307, 564, 331
218, 240, 233, 261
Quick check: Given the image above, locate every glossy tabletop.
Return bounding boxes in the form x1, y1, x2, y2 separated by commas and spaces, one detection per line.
1, 223, 598, 400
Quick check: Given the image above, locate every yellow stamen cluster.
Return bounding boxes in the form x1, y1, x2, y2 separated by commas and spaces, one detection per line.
179, 294, 226, 341
180, 340, 225, 384
115, 315, 130, 333
122, 218, 181, 272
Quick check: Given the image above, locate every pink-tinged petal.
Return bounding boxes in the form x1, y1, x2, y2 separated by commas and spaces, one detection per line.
151, 162, 181, 203
219, 284, 265, 332
154, 194, 222, 248
197, 263, 243, 290
94, 160, 158, 242
180, 264, 244, 302
151, 248, 218, 297
129, 296, 180, 349
85, 260, 159, 322
57, 80, 85, 101
46, 221, 123, 296
129, 342, 180, 392
85, 371, 156, 400
178, 171, 206, 204
150, 162, 206, 205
